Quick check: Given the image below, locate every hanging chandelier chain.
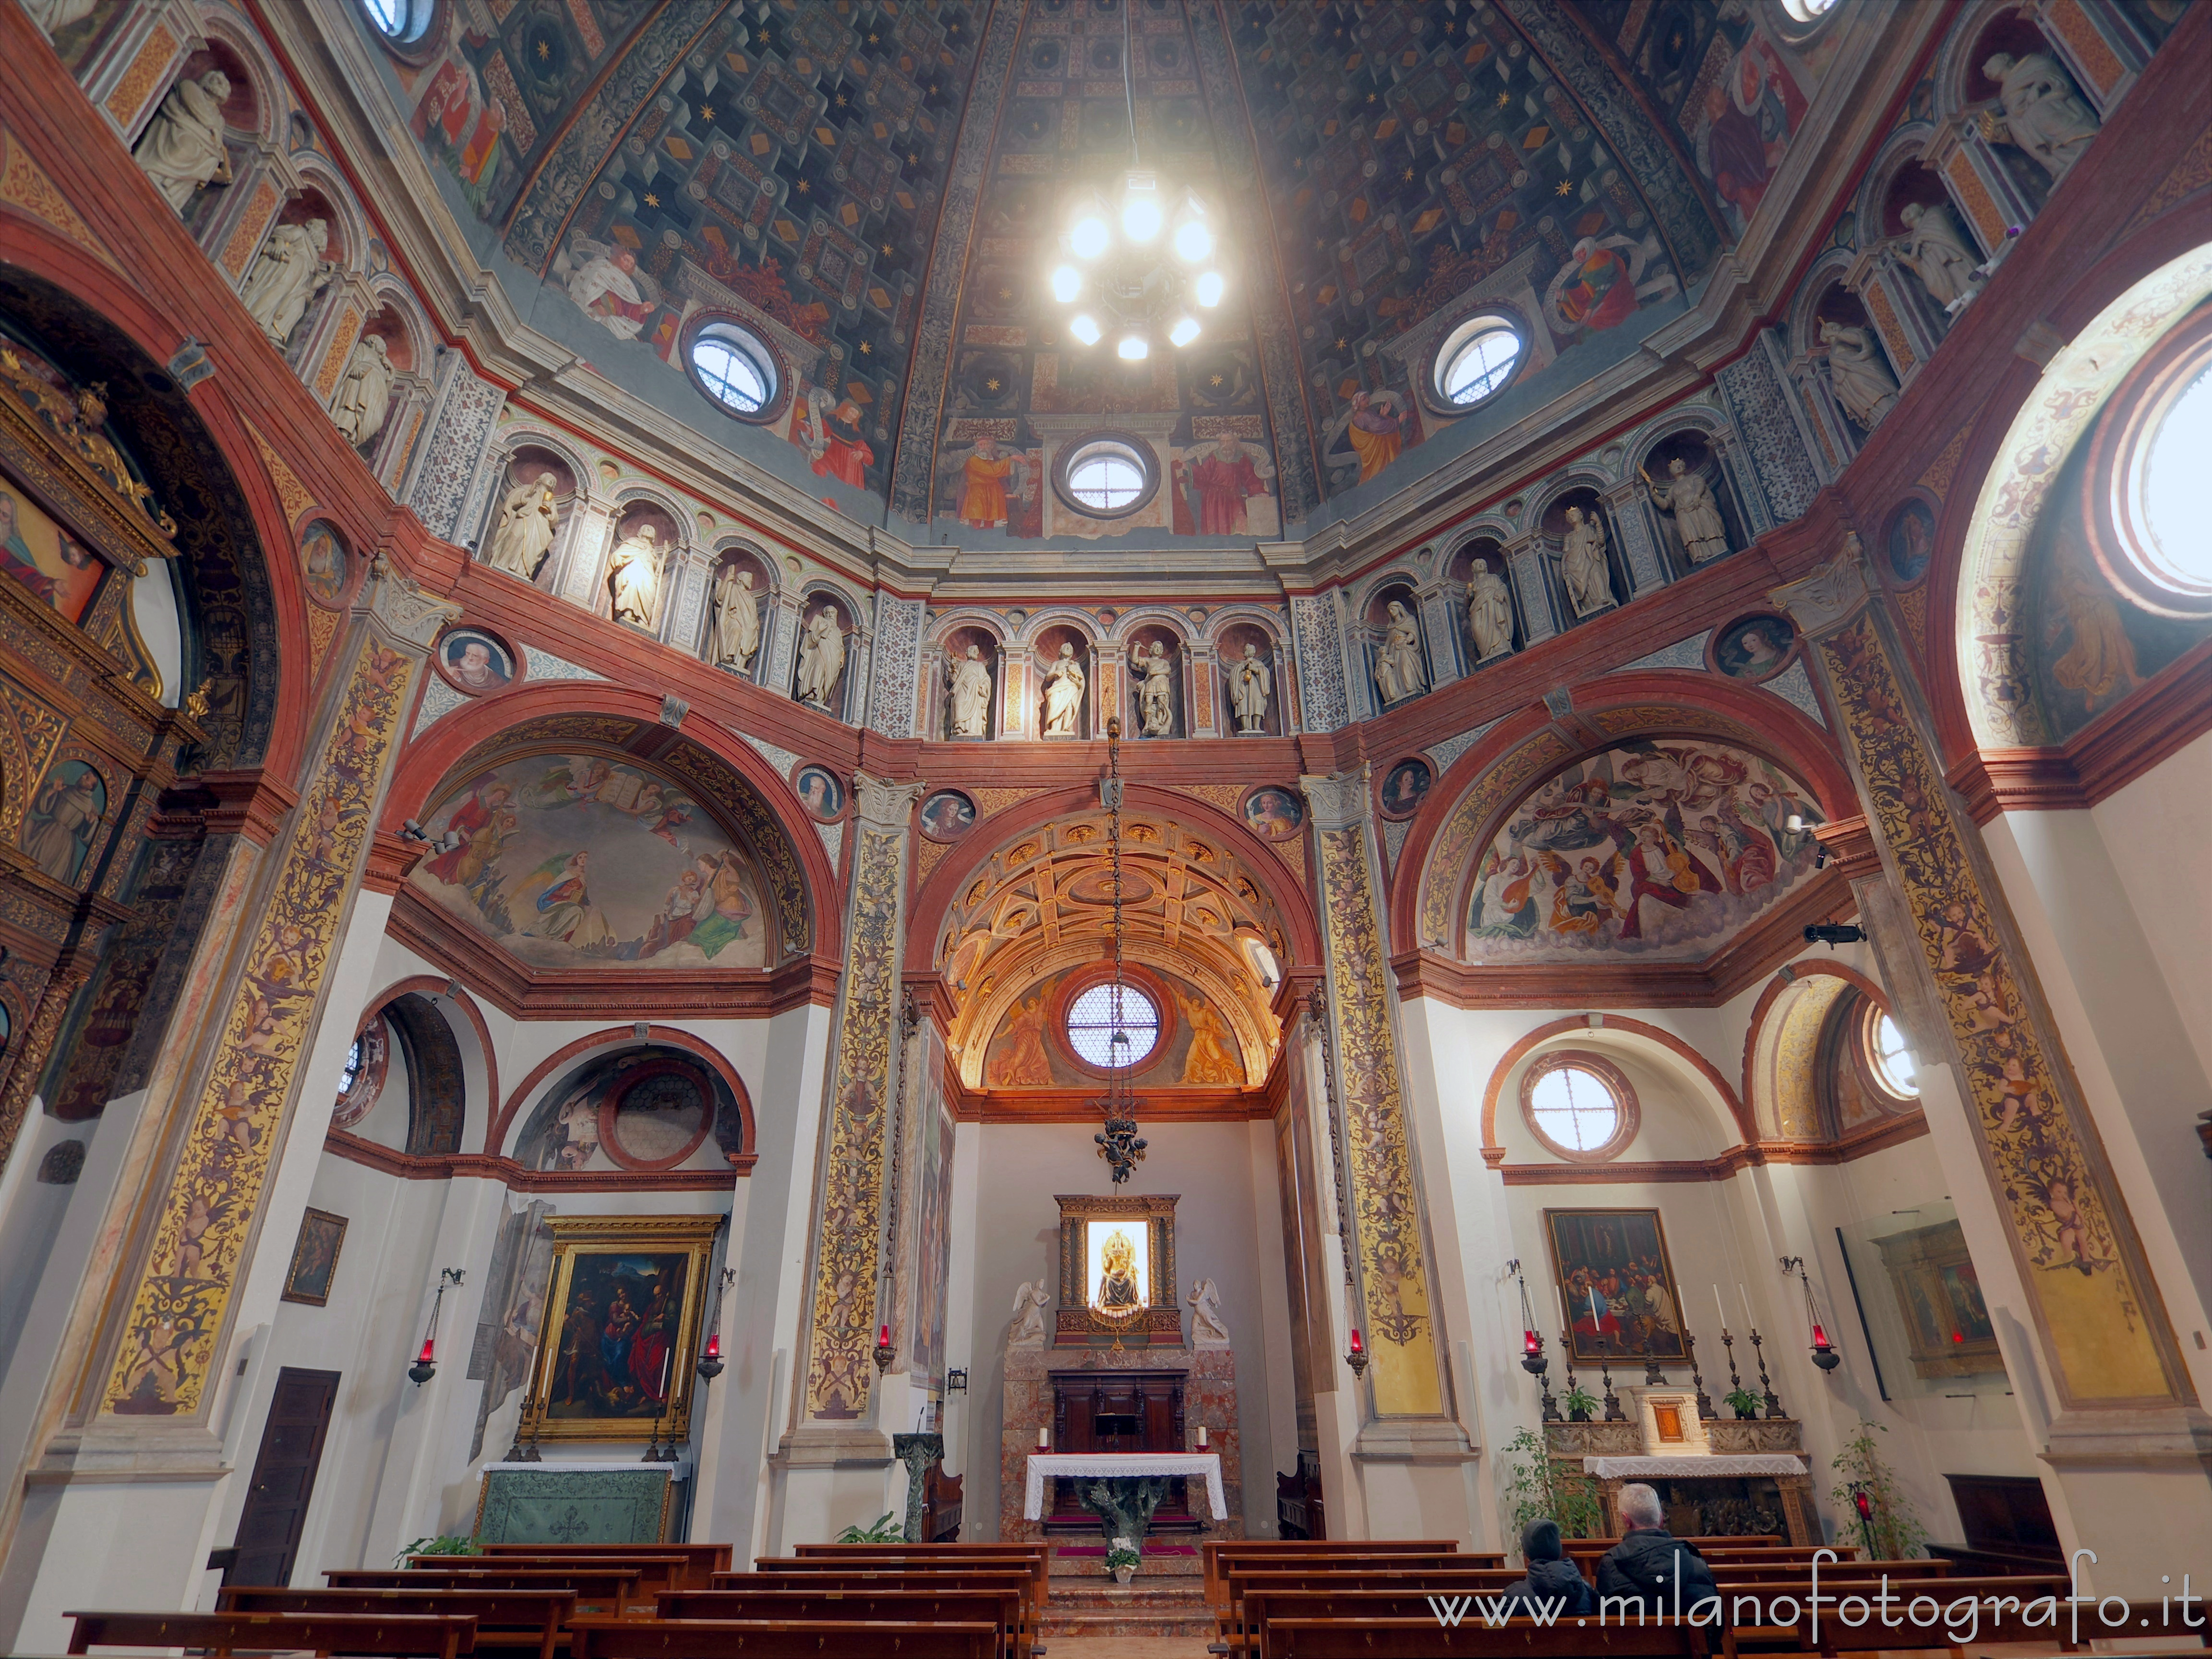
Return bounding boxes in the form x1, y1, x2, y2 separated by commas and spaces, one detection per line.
1123, 0, 1138, 170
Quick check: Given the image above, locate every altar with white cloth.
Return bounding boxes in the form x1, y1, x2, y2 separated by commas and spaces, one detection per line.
1024, 1452, 1226, 1546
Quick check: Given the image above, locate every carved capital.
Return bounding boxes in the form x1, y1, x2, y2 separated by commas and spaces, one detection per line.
1768, 536, 1871, 637
1810, 814, 1880, 880
187, 769, 302, 845
362, 830, 427, 895
852, 771, 927, 830
366, 553, 463, 648
1299, 766, 1373, 830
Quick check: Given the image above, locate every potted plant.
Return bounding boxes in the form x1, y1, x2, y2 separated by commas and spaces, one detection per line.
1106, 1538, 1141, 1585
1562, 1384, 1600, 1423
1500, 1427, 1602, 1541
837, 1512, 905, 1543
1830, 1422, 1929, 1560
1724, 1386, 1764, 1421
396, 1536, 476, 1566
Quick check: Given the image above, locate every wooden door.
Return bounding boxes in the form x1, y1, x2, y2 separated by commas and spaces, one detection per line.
225, 1367, 340, 1586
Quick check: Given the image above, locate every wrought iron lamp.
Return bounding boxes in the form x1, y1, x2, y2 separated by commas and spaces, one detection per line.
1345, 1326, 1369, 1380
695, 1267, 735, 1382
1092, 719, 1148, 1185
1781, 1254, 1842, 1372
408, 1268, 464, 1386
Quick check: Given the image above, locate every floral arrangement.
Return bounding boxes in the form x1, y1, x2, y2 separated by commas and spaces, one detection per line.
1106, 1537, 1142, 1575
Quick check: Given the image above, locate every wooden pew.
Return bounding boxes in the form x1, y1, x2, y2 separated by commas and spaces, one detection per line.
413, 1553, 693, 1598
1700, 1571, 2074, 1653
67, 1609, 479, 1659
1217, 1569, 1531, 1651
331, 1567, 645, 1615
1566, 1538, 1784, 1583
1262, 1617, 1710, 1658
1217, 1558, 1490, 1619
479, 1543, 731, 1587
1203, 1540, 1463, 1611
222, 1587, 572, 1659
1708, 1558, 1950, 1585
658, 1588, 1026, 1659
733, 1569, 1043, 1658
568, 1616, 1000, 1659
779, 1546, 1049, 1606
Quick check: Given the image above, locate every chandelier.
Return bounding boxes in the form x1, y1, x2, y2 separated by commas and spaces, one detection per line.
1049, 2, 1225, 362
1093, 718, 1148, 1184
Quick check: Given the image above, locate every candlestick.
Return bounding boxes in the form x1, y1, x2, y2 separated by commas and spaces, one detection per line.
1685, 1333, 1715, 1419
1597, 1348, 1623, 1421
1643, 1343, 1664, 1386
1559, 1329, 1583, 1419
1721, 1326, 1744, 1402
1750, 1326, 1784, 1419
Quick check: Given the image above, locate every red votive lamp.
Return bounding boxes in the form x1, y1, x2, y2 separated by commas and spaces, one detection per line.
1345, 1328, 1369, 1379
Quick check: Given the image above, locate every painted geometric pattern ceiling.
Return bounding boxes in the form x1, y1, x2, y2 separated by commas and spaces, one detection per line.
408, 0, 986, 498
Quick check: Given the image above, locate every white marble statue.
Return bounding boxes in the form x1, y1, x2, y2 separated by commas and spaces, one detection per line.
1646, 457, 1729, 565
133, 70, 232, 213
330, 335, 394, 448
1136, 641, 1174, 736
606, 523, 663, 629
1040, 642, 1085, 736
1466, 558, 1513, 662
707, 566, 760, 672
485, 473, 559, 580
1984, 50, 2100, 179
1818, 320, 1900, 430
1011, 1278, 1052, 1345
240, 218, 332, 346
1372, 601, 1425, 705
797, 603, 847, 707
26, 0, 102, 36
1898, 201, 1984, 313
1227, 642, 1271, 733
1559, 505, 1613, 618
946, 643, 992, 737
1188, 1278, 1231, 1349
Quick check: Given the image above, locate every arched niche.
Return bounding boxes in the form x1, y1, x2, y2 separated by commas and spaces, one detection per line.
168, 40, 262, 239
1032, 621, 1093, 739
1362, 577, 1429, 707
1446, 534, 1518, 670
1124, 621, 1185, 740
1214, 619, 1283, 736
256, 189, 349, 353
476, 441, 581, 589
938, 621, 1003, 740
1480, 1015, 1750, 1169
507, 1043, 747, 1176
701, 543, 774, 682
1636, 429, 1747, 574
335, 990, 469, 1156
1536, 483, 1620, 625
794, 586, 857, 719
1742, 962, 1920, 1146
605, 496, 683, 636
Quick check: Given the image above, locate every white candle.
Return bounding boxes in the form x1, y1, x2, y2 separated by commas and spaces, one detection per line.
1037, 1423, 1049, 1450
1714, 1285, 1727, 1332
1741, 1285, 1757, 1334
1588, 1287, 1601, 1331
1196, 1425, 1209, 1449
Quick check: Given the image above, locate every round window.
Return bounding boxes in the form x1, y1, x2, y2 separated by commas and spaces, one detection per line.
361, 0, 434, 44
2135, 361, 2212, 597
689, 324, 781, 421
338, 1037, 364, 1096
1066, 981, 1160, 1069
1434, 316, 1523, 409
1054, 433, 1158, 520
1866, 1007, 1920, 1100
1778, 0, 1838, 19
1519, 1051, 1637, 1161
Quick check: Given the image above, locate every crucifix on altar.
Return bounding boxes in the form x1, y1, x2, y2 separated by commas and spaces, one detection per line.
1002, 1194, 1242, 1555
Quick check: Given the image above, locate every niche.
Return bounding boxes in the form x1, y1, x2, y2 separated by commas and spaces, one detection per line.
604, 500, 681, 633
1539, 488, 1619, 624
795, 590, 854, 718
480, 445, 579, 588
171, 42, 259, 235
1033, 624, 1093, 739
703, 545, 772, 679
1126, 626, 1183, 739
939, 624, 1002, 740
1446, 537, 1516, 667
1364, 582, 1428, 707
1638, 432, 1746, 574
1215, 622, 1280, 736
1961, 15, 2066, 207
258, 189, 347, 349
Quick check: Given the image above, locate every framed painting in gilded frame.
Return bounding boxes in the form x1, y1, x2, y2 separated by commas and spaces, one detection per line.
1543, 1206, 1689, 1365
1052, 1192, 1182, 1346
517, 1214, 721, 1443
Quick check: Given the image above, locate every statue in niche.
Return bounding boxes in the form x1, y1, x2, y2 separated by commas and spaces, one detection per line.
1188, 1278, 1231, 1348
1897, 201, 1984, 313
1227, 642, 1271, 734
1040, 642, 1085, 737
1644, 457, 1730, 565
485, 473, 559, 580
945, 643, 993, 737
1466, 559, 1513, 662
797, 603, 847, 708
1135, 640, 1175, 736
133, 70, 232, 213
330, 335, 394, 448
1094, 1229, 1143, 1313
1372, 601, 1426, 705
1557, 506, 1614, 618
240, 219, 332, 346
1984, 50, 2100, 179
606, 522, 664, 629
1010, 1279, 1052, 1346
1816, 320, 1900, 430
707, 565, 760, 672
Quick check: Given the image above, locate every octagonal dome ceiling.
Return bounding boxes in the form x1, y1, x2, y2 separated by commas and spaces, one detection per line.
380, 0, 1834, 546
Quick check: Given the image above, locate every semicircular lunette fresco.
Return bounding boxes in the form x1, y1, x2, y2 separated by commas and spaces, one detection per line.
1463, 738, 1825, 961
409, 752, 769, 970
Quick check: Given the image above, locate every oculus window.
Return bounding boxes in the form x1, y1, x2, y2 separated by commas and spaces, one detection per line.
1066, 982, 1159, 1069
689, 325, 779, 421
1866, 1006, 1920, 1101
361, 0, 435, 43
1521, 1051, 1637, 1161
1434, 316, 1524, 409
1054, 434, 1157, 520
2136, 361, 2212, 596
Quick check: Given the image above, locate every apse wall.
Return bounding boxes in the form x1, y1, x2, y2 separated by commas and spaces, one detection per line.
953, 1118, 1292, 1539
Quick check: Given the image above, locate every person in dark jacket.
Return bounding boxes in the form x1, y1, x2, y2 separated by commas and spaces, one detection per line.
1595, 1484, 1721, 1621
1499, 1518, 1598, 1619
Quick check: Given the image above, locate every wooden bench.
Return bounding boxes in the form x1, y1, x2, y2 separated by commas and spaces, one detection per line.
331, 1567, 645, 1615
658, 1587, 1029, 1659
1213, 1553, 1480, 1614
67, 1609, 478, 1659
750, 1559, 1046, 1621
414, 1554, 693, 1597
734, 1569, 1043, 1657
569, 1616, 1000, 1659
1218, 1569, 1533, 1651
1567, 1538, 1784, 1583
479, 1543, 731, 1588
1707, 1558, 1949, 1585
1263, 1616, 1710, 1658
781, 1546, 1050, 1605
1204, 1540, 1463, 1611
220, 1587, 572, 1659
1716, 1585, 2200, 1658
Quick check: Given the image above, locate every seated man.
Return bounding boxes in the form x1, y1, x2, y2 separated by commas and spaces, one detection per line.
1596, 1483, 1719, 1619
1497, 1518, 1596, 1619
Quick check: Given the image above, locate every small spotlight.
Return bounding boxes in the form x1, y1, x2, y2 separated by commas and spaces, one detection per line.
1168, 316, 1201, 348
1069, 313, 1102, 346
1194, 270, 1225, 308
1803, 923, 1866, 949
1173, 220, 1212, 263
1118, 335, 1149, 361
1050, 264, 1082, 302
1070, 216, 1110, 260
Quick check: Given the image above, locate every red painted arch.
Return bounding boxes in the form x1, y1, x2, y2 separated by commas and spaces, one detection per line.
1479, 1013, 1753, 1165
488, 1022, 755, 1166
354, 973, 502, 1153
904, 780, 1325, 978
1388, 670, 1856, 957
378, 681, 841, 963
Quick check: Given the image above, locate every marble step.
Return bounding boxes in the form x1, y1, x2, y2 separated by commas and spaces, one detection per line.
1041, 1582, 1216, 1639
1048, 1547, 1203, 1579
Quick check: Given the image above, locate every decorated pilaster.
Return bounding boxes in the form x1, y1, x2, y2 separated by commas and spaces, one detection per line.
1416, 575, 1465, 688
1299, 767, 1472, 1527
1925, 116, 2042, 265
776, 774, 926, 1537
1503, 531, 1559, 645
1773, 546, 2212, 1586
1602, 478, 1670, 595
2033, 0, 2155, 113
